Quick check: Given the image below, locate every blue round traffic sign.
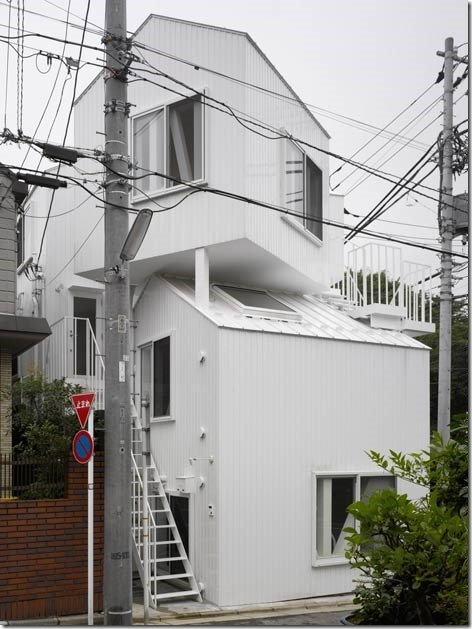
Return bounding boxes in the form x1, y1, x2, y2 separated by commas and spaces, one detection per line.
72, 430, 94, 464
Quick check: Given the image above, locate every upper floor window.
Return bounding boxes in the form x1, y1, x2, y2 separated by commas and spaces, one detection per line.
16, 212, 24, 268
284, 140, 323, 241
133, 95, 203, 197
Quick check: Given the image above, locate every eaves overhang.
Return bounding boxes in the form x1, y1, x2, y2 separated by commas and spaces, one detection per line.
0, 314, 51, 357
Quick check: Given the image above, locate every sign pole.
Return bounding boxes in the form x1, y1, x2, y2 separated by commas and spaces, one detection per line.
88, 408, 94, 626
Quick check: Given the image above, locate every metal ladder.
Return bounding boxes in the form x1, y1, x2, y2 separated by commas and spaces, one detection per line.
130, 402, 201, 605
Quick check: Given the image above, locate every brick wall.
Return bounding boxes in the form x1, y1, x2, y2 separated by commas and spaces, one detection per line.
0, 453, 104, 621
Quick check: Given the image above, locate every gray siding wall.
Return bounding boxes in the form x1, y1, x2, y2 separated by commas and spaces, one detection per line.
0, 171, 17, 315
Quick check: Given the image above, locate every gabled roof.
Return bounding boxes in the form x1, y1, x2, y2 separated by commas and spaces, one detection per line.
164, 277, 429, 350
74, 14, 331, 137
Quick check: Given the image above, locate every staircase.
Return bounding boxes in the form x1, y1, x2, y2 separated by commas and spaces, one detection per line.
46, 316, 200, 605
130, 403, 202, 605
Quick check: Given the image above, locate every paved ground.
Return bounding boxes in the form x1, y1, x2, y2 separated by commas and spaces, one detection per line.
196, 610, 348, 625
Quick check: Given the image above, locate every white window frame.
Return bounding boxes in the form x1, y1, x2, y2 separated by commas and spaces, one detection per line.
212, 283, 302, 322
139, 329, 175, 423
131, 92, 206, 202
311, 471, 396, 567
281, 139, 323, 246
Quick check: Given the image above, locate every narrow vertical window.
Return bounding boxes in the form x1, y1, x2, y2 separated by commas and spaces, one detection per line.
140, 344, 152, 408
153, 336, 170, 418
16, 213, 24, 268
316, 476, 355, 558
168, 96, 202, 185
305, 157, 323, 240
285, 141, 304, 224
133, 109, 165, 192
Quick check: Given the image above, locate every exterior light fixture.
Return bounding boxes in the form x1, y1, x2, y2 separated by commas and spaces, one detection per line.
120, 208, 153, 262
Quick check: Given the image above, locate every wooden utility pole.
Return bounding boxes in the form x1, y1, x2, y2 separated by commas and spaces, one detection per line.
103, 0, 133, 623
436, 37, 454, 441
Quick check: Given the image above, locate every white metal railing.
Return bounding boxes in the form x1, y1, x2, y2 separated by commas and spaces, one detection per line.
44, 316, 105, 409
333, 243, 433, 325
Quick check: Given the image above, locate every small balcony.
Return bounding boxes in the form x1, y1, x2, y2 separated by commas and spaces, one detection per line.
44, 316, 105, 409
333, 244, 435, 337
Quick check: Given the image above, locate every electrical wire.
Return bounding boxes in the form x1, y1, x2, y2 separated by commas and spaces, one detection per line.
44, 212, 103, 288
335, 97, 442, 193
344, 143, 438, 242
126, 65, 447, 203
132, 40, 437, 152
36, 0, 90, 267
2, 0, 13, 129
5, 159, 467, 260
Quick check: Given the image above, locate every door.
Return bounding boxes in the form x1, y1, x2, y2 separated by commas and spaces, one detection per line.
73, 297, 96, 376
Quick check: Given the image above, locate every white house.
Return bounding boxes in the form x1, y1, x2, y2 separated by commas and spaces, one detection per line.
17, 14, 434, 608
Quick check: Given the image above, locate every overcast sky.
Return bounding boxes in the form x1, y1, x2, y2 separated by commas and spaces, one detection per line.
0, 0, 468, 293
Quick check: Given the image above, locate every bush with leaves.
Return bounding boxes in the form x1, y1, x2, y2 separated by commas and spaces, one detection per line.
11, 374, 82, 457
344, 428, 468, 625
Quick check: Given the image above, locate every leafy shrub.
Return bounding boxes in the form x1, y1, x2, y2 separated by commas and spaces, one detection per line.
344, 428, 468, 625
11, 374, 82, 457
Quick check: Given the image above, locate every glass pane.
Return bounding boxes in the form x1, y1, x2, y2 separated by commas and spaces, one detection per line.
168, 96, 202, 186
133, 109, 165, 193
360, 476, 395, 501
285, 141, 304, 223
331, 478, 355, 550
140, 345, 152, 408
305, 157, 323, 240
153, 336, 170, 417
216, 285, 295, 312
316, 477, 355, 558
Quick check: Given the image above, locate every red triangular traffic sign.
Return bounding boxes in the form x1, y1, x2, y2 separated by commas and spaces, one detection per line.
70, 393, 96, 429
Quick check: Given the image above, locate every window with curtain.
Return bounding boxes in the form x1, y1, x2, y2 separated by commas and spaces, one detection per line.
133, 96, 203, 197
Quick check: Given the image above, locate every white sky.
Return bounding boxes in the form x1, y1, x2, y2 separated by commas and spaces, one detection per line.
0, 0, 468, 294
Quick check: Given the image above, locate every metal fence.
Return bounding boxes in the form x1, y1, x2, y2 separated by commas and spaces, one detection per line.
0, 454, 68, 500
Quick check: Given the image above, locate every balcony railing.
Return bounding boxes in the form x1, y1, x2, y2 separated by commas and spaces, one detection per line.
333, 244, 435, 335
44, 316, 105, 409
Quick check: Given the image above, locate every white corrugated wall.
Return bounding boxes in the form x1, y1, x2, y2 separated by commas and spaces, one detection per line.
133, 276, 221, 602
217, 328, 429, 605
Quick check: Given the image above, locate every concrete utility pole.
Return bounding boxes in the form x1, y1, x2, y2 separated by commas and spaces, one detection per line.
436, 37, 454, 442
103, 0, 133, 624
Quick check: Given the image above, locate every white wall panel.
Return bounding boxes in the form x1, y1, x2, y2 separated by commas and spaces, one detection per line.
217, 328, 429, 605
133, 276, 221, 603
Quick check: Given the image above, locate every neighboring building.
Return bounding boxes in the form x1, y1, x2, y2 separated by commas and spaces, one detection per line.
17, 15, 434, 607
0, 165, 50, 463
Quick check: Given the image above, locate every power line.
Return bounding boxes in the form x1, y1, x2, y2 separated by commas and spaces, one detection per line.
2, 0, 13, 129
336, 97, 442, 193
345, 143, 438, 242
132, 40, 436, 152
6, 159, 467, 260
36, 0, 91, 267
127, 64, 447, 203
44, 212, 103, 287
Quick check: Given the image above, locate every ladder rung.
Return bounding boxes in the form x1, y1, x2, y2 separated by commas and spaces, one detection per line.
150, 573, 191, 581
153, 590, 200, 601
154, 557, 186, 563
155, 524, 175, 529
151, 540, 179, 545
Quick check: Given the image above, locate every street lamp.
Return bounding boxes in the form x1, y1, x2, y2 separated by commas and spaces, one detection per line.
120, 208, 153, 262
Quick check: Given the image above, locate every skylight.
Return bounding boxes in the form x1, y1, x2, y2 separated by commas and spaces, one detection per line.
215, 285, 295, 312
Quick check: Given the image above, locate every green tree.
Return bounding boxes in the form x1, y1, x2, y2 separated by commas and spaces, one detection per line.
421, 296, 468, 431
11, 374, 81, 457
344, 426, 468, 625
